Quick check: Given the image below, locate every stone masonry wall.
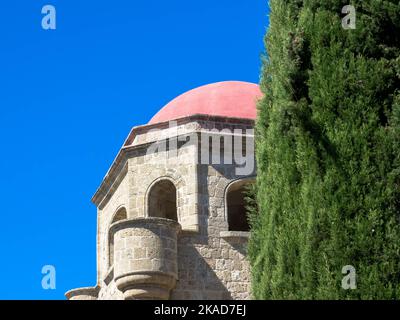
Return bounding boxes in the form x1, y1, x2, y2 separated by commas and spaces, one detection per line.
170, 163, 253, 300
94, 118, 254, 300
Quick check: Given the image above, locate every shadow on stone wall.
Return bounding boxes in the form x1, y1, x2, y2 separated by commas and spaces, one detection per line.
171, 163, 232, 299
172, 240, 232, 300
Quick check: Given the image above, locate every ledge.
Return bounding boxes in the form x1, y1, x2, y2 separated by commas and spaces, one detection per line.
220, 231, 250, 239
110, 217, 181, 234
65, 286, 100, 300
180, 225, 199, 235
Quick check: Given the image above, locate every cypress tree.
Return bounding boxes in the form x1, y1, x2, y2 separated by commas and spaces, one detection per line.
248, 0, 400, 299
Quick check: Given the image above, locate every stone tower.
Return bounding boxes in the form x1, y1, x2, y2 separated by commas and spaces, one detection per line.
65, 81, 262, 300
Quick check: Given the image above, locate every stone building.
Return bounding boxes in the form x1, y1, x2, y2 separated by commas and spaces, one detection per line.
65, 81, 262, 300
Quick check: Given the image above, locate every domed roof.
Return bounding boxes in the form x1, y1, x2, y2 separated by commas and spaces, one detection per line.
148, 81, 262, 124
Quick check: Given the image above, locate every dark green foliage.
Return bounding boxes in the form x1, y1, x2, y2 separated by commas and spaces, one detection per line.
248, 0, 400, 299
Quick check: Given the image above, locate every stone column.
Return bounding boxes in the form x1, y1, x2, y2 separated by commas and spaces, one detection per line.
110, 217, 180, 300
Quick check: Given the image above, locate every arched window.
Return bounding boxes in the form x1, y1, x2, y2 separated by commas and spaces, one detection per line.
226, 180, 254, 232
148, 180, 178, 221
109, 207, 127, 268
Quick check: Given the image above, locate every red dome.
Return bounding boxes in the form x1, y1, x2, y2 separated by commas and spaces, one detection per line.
149, 81, 262, 124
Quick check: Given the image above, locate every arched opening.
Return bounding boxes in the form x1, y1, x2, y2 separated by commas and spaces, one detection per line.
109, 207, 127, 268
226, 180, 254, 232
148, 179, 178, 221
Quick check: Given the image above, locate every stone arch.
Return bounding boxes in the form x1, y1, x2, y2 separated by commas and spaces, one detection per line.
145, 177, 178, 222
224, 177, 255, 232
108, 206, 127, 268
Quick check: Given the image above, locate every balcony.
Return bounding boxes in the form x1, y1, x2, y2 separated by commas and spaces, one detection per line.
109, 217, 181, 300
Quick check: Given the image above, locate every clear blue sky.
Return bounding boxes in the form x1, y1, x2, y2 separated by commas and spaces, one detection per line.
0, 1, 269, 299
